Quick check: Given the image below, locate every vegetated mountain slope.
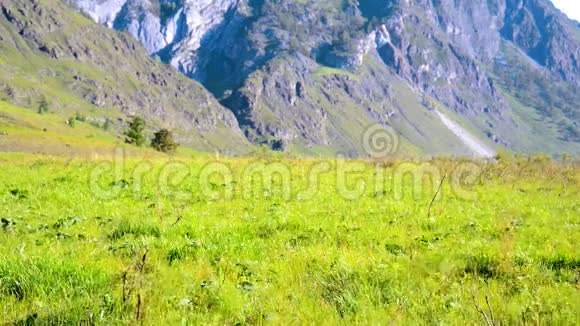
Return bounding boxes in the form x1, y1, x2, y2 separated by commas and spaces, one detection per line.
72, 0, 580, 156
0, 0, 251, 154
0, 100, 179, 158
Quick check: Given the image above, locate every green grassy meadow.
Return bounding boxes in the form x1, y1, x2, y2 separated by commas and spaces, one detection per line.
0, 149, 579, 324
0, 0, 579, 324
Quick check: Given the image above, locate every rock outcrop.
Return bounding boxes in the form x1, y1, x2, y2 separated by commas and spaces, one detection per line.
65, 0, 580, 155
0, 0, 251, 153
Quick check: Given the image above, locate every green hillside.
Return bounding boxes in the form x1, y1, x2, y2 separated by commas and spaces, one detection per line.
0, 101, 216, 159
0, 0, 250, 154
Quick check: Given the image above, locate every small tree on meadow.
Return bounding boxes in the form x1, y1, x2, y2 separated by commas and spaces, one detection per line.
38, 96, 49, 114
151, 129, 177, 154
125, 116, 146, 147
103, 118, 111, 131
67, 117, 76, 128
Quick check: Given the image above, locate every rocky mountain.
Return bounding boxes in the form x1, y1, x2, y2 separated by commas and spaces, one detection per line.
0, 0, 251, 154
8, 0, 580, 156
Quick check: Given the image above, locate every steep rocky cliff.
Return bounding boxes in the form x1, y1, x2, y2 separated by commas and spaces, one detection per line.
61, 0, 580, 155
0, 0, 250, 153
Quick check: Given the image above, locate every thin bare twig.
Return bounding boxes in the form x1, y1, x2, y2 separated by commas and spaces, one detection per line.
135, 293, 143, 322
485, 294, 496, 325
171, 216, 182, 227
472, 288, 492, 326
137, 249, 149, 273
134, 248, 149, 323
122, 271, 128, 303
427, 175, 446, 217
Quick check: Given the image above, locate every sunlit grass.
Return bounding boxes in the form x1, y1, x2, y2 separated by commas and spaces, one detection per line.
0, 151, 578, 324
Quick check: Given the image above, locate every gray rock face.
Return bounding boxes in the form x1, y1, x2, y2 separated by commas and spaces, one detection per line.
501, 0, 580, 86
70, 0, 580, 87
72, 0, 167, 52
70, 0, 580, 155
373, 1, 510, 121
71, 0, 240, 75
1, 0, 251, 153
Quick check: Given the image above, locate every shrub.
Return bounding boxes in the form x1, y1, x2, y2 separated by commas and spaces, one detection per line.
74, 112, 86, 122
102, 118, 111, 131
124, 116, 146, 147
67, 117, 76, 128
151, 128, 178, 154
37, 96, 49, 114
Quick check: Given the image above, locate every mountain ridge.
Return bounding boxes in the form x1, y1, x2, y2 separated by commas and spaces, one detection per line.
69, 0, 580, 156
0, 0, 251, 154
2, 0, 579, 156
